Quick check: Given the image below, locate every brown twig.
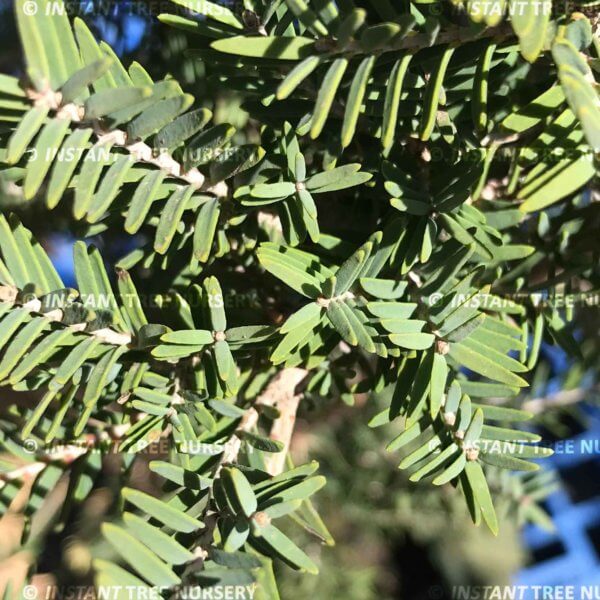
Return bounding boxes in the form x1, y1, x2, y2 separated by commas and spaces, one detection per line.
0, 285, 132, 346
28, 87, 228, 198
262, 368, 308, 475
522, 384, 599, 414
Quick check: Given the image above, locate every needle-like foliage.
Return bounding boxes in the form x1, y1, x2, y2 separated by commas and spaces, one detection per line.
0, 0, 598, 596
